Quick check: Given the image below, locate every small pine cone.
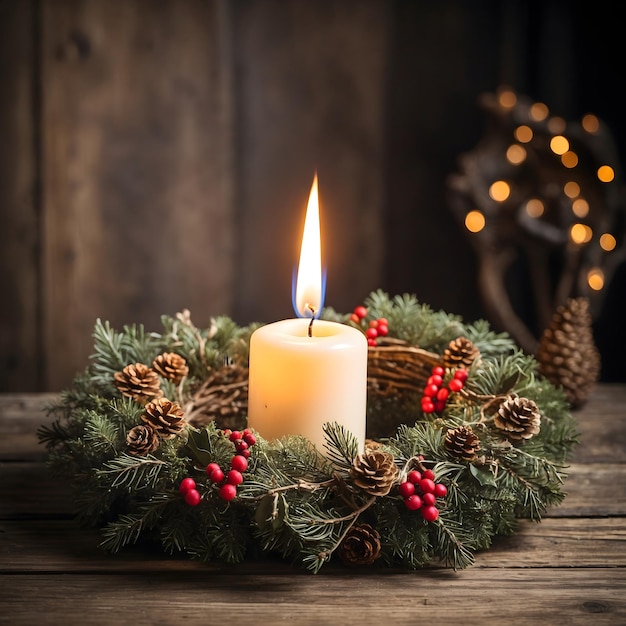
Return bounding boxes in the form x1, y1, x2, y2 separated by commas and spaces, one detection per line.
338, 523, 382, 566
141, 398, 186, 439
443, 336, 480, 369
445, 425, 480, 461
350, 449, 399, 496
152, 352, 189, 384
126, 424, 160, 456
494, 394, 541, 441
114, 363, 163, 404
536, 297, 600, 408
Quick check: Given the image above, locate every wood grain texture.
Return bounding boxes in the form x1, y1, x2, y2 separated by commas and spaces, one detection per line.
0, 0, 41, 392
40, 0, 235, 390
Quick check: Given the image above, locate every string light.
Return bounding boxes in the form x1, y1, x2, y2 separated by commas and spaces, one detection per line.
550, 136, 569, 155
564, 181, 580, 198
525, 198, 544, 218
529, 102, 549, 121
587, 268, 605, 290
572, 198, 590, 218
489, 180, 510, 202
506, 144, 526, 165
582, 114, 600, 133
570, 223, 593, 245
465, 210, 485, 233
514, 125, 533, 143
600, 233, 617, 252
597, 165, 615, 182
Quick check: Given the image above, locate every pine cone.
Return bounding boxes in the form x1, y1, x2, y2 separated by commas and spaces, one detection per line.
141, 398, 186, 439
350, 449, 398, 496
442, 336, 480, 369
126, 424, 160, 456
536, 297, 600, 408
114, 363, 163, 404
445, 425, 480, 461
338, 523, 382, 566
494, 394, 541, 441
152, 352, 189, 384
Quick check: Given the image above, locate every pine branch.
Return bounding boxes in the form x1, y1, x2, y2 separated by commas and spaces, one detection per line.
96, 453, 169, 491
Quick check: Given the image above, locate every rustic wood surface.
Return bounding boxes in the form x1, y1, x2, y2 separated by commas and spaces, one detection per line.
0, 385, 624, 625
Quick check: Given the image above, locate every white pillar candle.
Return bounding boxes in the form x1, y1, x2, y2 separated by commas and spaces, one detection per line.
247, 318, 367, 451
246, 173, 368, 452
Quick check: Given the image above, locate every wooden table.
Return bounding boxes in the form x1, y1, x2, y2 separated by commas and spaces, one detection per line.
1, 386, 625, 625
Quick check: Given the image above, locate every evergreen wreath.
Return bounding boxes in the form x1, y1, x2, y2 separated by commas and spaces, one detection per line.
38, 290, 579, 573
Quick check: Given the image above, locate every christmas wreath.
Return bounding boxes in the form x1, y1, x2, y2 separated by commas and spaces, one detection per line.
38, 290, 579, 572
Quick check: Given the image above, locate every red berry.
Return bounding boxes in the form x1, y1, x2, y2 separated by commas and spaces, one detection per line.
407, 470, 422, 484
434, 483, 448, 498
206, 462, 220, 476
231, 455, 248, 472
448, 378, 464, 392
423, 492, 436, 507
419, 478, 436, 494
453, 369, 468, 382
423, 384, 439, 398
349, 313, 360, 323
367, 338, 378, 347
241, 449, 251, 458
235, 440, 249, 452
354, 305, 367, 319
369, 319, 379, 328
422, 469, 435, 481
229, 431, 241, 442
179, 477, 196, 494
421, 399, 435, 413
421, 505, 439, 522
432, 366, 445, 377
184, 488, 201, 506
219, 483, 237, 501
209, 467, 225, 483
427, 374, 443, 387
436, 387, 449, 402
404, 494, 423, 511
398, 481, 415, 498
377, 323, 389, 337
226, 470, 243, 486
365, 327, 378, 340
243, 432, 257, 446
434, 400, 446, 412
378, 317, 388, 326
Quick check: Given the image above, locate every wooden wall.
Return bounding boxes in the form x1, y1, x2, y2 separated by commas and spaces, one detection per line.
1, 0, 624, 391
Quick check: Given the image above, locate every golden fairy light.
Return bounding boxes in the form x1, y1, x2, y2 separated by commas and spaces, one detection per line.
465, 210, 486, 233
498, 89, 517, 109
529, 102, 549, 121
514, 125, 533, 143
597, 165, 615, 182
587, 268, 605, 290
548, 117, 566, 134
600, 233, 617, 252
550, 135, 569, 155
572, 198, 590, 218
570, 223, 593, 245
564, 181, 580, 198
561, 151, 579, 168
525, 198, 544, 218
489, 180, 510, 202
506, 144, 527, 165
582, 114, 600, 133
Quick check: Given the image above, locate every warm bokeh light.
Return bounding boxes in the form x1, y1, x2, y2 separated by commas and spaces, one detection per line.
570, 223, 593, 245
597, 165, 615, 182
547, 117, 566, 134
587, 268, 605, 291
465, 210, 486, 233
529, 102, 549, 121
525, 198, 545, 218
514, 125, 533, 143
600, 233, 617, 251
550, 135, 569, 155
572, 198, 590, 218
489, 180, 511, 202
561, 151, 579, 168
564, 181, 580, 198
506, 144, 527, 164
498, 89, 517, 109
295, 174, 323, 317
582, 114, 600, 134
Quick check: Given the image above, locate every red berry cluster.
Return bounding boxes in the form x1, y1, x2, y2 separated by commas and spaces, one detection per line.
420, 366, 468, 414
179, 428, 257, 505
349, 305, 389, 346
398, 468, 447, 521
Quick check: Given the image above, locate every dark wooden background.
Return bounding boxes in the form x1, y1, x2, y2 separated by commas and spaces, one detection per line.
1, 0, 625, 392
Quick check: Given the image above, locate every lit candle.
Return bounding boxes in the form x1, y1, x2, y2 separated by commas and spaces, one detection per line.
247, 175, 367, 452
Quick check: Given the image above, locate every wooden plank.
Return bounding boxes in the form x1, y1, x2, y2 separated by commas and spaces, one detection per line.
0, 0, 41, 392
231, 0, 387, 325
0, 517, 624, 573
40, 0, 235, 391
0, 570, 623, 625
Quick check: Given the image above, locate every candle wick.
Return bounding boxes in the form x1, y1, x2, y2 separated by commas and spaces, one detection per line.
306, 304, 317, 337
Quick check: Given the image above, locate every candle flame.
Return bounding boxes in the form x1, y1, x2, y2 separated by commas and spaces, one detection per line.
294, 174, 324, 318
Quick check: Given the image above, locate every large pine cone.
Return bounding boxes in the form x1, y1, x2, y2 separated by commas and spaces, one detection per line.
494, 394, 541, 441
350, 449, 398, 496
338, 523, 382, 566
445, 425, 480, 461
443, 336, 480, 369
536, 297, 600, 408
152, 352, 189, 384
114, 363, 162, 404
126, 424, 160, 456
141, 398, 186, 439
